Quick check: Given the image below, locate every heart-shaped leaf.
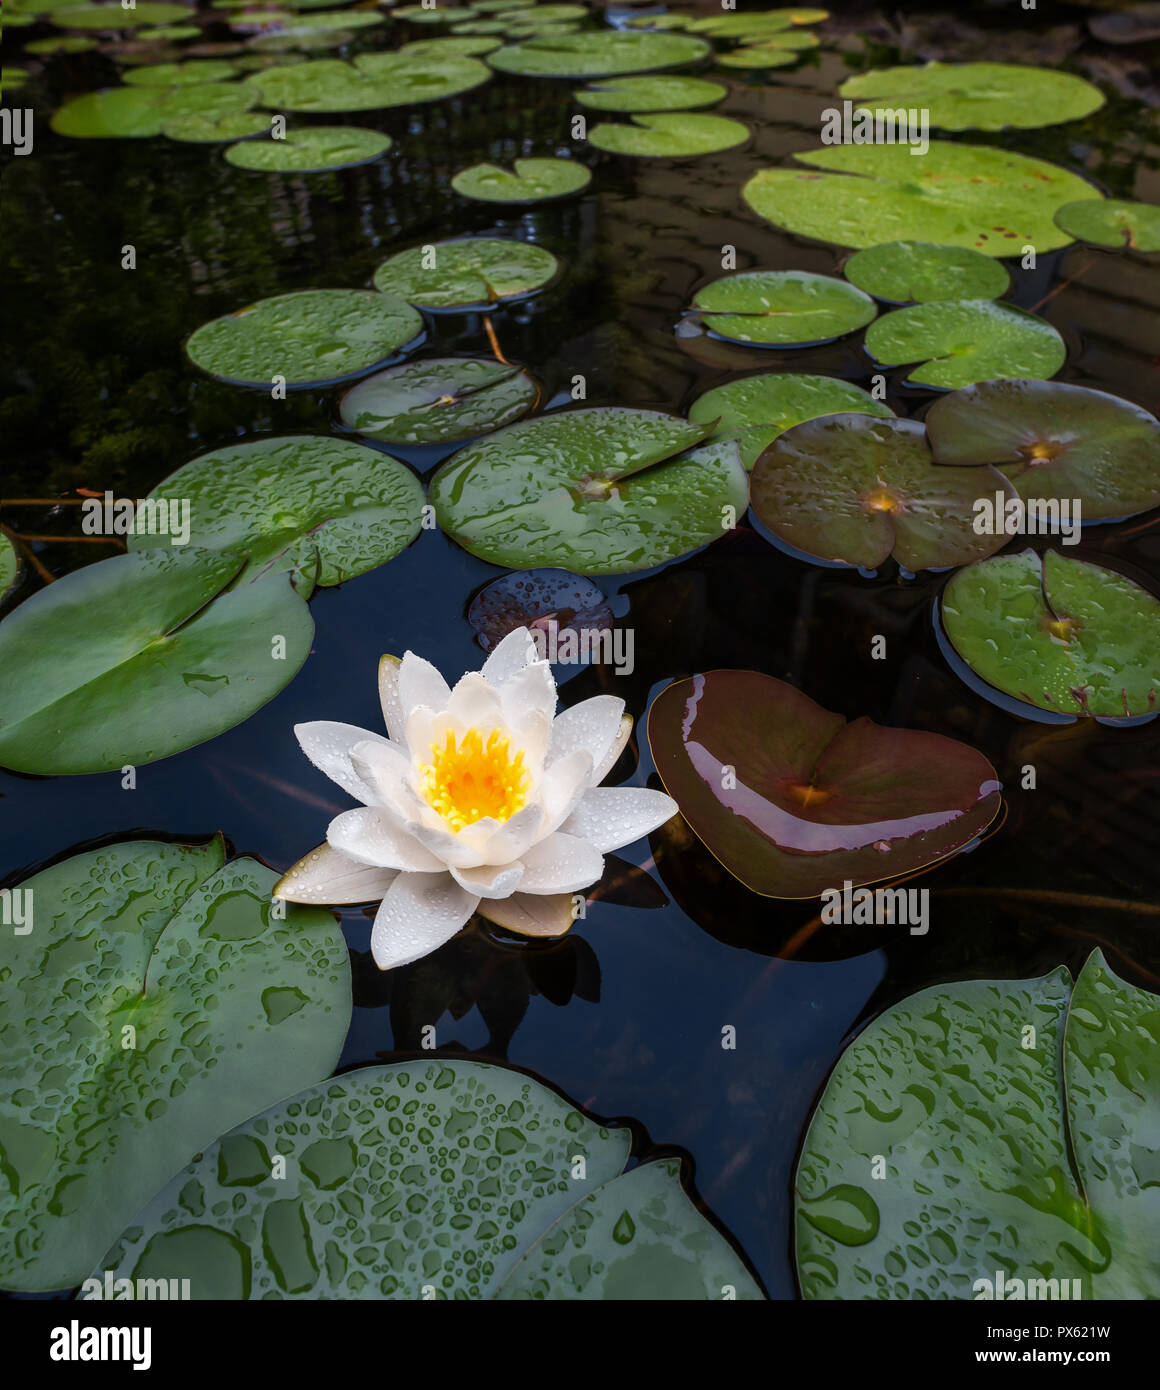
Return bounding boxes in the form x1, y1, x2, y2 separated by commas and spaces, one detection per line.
0, 838, 349, 1291
451, 157, 591, 202
486, 30, 710, 77
796, 951, 1160, 1299
589, 111, 749, 157
691, 270, 876, 347
1053, 197, 1160, 253
372, 237, 559, 311
842, 240, 1009, 304
865, 300, 1065, 389
575, 73, 726, 112
224, 125, 391, 170
243, 53, 491, 110
339, 358, 538, 443
52, 81, 257, 137
647, 669, 1001, 898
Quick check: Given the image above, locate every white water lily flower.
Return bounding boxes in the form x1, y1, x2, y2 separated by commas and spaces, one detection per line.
274, 627, 677, 970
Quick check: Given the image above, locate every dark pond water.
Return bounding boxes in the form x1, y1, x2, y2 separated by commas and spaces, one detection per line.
2, 0, 1159, 1299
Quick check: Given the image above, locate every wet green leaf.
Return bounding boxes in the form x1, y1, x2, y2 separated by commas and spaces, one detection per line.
589, 111, 749, 157
714, 46, 800, 69
162, 108, 271, 141
451, 157, 590, 202
1053, 198, 1160, 253
122, 58, 238, 84
52, 81, 257, 137
843, 241, 1009, 303
575, 73, 726, 112
0, 533, 19, 601
372, 237, 559, 310
339, 358, 538, 443
865, 300, 1065, 389
692, 270, 876, 347
487, 30, 710, 78
243, 53, 491, 110
399, 35, 501, 56
224, 124, 390, 170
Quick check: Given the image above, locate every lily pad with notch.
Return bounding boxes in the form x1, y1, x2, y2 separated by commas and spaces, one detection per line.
339, 358, 538, 444
372, 238, 559, 312
243, 53, 491, 111
486, 30, 710, 78
575, 73, 726, 111
451, 157, 591, 203
224, 125, 391, 171
588, 111, 749, 157
842, 240, 1010, 304
1052, 198, 1160, 253
691, 270, 876, 347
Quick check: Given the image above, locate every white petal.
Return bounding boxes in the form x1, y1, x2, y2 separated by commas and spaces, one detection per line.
274, 842, 398, 905
538, 748, 595, 838
370, 872, 479, 971
294, 721, 388, 804
518, 831, 604, 895
378, 655, 407, 745
499, 659, 557, 728
594, 713, 634, 784
449, 860, 525, 899
398, 651, 451, 719
326, 807, 445, 872
349, 739, 426, 818
406, 817, 493, 869
480, 626, 537, 686
548, 695, 625, 773
477, 803, 545, 866
446, 671, 505, 728
477, 891, 575, 938
562, 787, 678, 853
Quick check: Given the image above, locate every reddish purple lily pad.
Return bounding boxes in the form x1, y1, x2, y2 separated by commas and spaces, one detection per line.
647, 670, 1002, 898
467, 568, 614, 654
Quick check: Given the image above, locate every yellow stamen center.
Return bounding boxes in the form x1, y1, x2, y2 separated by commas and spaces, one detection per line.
418, 727, 531, 832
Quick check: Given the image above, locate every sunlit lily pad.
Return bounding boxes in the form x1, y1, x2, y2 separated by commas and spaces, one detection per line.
96, 1061, 762, 1299
127, 436, 424, 585
122, 58, 238, 84
186, 289, 423, 388
244, 53, 491, 110
0, 548, 314, 775
451, 157, 590, 202
689, 372, 893, 469
742, 143, 1100, 255
0, 838, 349, 1291
751, 413, 1015, 570
865, 300, 1065, 390
52, 3, 195, 28
487, 30, 710, 77
589, 112, 749, 157
372, 237, 559, 311
224, 125, 391, 170
687, 12, 794, 34
797, 951, 1160, 1299
575, 73, 726, 111
163, 108, 271, 141
648, 669, 1001, 898
1053, 197, 1160, 253
0, 532, 19, 601
431, 407, 748, 574
842, 241, 1009, 303
467, 569, 612, 653
52, 81, 256, 137
839, 62, 1104, 132
691, 270, 876, 347
339, 358, 538, 443
941, 548, 1160, 719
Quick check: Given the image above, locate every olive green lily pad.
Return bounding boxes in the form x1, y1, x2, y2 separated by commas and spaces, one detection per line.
575, 73, 726, 112
865, 300, 1065, 390
687, 12, 794, 34
95, 1060, 763, 1299
689, 372, 893, 470
0, 547, 314, 775
451, 157, 590, 203
395, 3, 480, 20
0, 837, 349, 1292
1053, 198, 1160, 253
715, 46, 799, 69
432, 407, 748, 574
127, 436, 424, 585
225, 125, 390, 171
372, 237, 559, 311
692, 270, 876, 347
399, 35, 501, 56
25, 34, 99, 52
839, 62, 1105, 133
273, 8, 383, 27
248, 27, 355, 51
625, 13, 691, 29
52, 81, 256, 136
0, 532, 19, 601
487, 31, 710, 78
163, 108, 271, 141
122, 58, 238, 84
138, 23, 201, 39
925, 379, 1160, 522
52, 3, 195, 28
843, 241, 1009, 304
750, 413, 1015, 570
742, 143, 1101, 255
796, 950, 1160, 1299
589, 112, 749, 157
941, 548, 1160, 719
339, 358, 538, 444
186, 289, 423, 388
243, 53, 491, 111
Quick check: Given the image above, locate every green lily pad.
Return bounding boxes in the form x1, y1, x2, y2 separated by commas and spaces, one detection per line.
625, 13, 691, 28
95, 1061, 762, 1299
688, 372, 893, 469
843, 241, 1009, 304
0, 838, 349, 1292
273, 7, 384, 27
1053, 198, 1160, 253
486, 30, 710, 78
162, 108, 271, 141
224, 125, 391, 171
52, 3, 195, 28
839, 62, 1104, 133
399, 35, 501, 56
451, 157, 590, 203
925, 379, 1160, 523
589, 111, 749, 157
575, 73, 726, 112
395, 3, 480, 19
714, 46, 799, 69
138, 23, 201, 38
249, 28, 355, 51
0, 547, 314, 775
687, 12, 794, 34
691, 270, 876, 347
243, 53, 491, 111
372, 237, 559, 311
648, 669, 1001, 898
750, 413, 1015, 570
122, 58, 238, 84
941, 548, 1160, 720
186, 289, 423, 388
0, 532, 19, 601
127, 436, 424, 585
431, 407, 748, 575
0, 67, 31, 92
742, 142, 1101, 255
25, 34, 100, 52
865, 300, 1065, 390
796, 950, 1160, 1299
339, 358, 539, 443
52, 81, 256, 136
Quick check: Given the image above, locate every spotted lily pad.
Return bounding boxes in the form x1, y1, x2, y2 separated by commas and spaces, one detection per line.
487, 30, 710, 78
431, 408, 748, 575
243, 53, 491, 110
186, 289, 423, 388
122, 58, 238, 84
865, 301, 1065, 390
372, 238, 559, 311
839, 62, 1105, 133
742, 143, 1101, 255
750, 414, 1015, 570
52, 81, 256, 137
691, 270, 876, 347
589, 112, 749, 157
647, 669, 1002, 898
1053, 198, 1160, 253
797, 951, 1160, 1299
451, 157, 590, 203
842, 241, 1009, 304
941, 548, 1160, 719
339, 358, 538, 443
575, 73, 726, 111
163, 108, 271, 141
0, 838, 349, 1292
225, 125, 391, 171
